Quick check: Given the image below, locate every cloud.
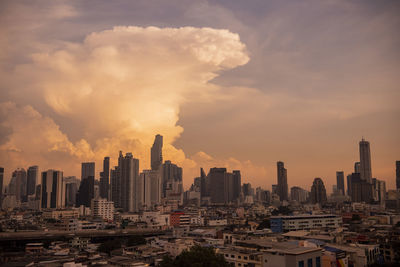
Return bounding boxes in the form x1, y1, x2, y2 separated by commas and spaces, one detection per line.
0, 26, 258, 187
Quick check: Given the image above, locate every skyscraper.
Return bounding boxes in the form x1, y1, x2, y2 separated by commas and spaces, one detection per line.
276, 161, 288, 201
11, 168, 27, 202
100, 157, 110, 199
120, 152, 139, 212
27, 166, 38, 196
151, 134, 163, 171
359, 138, 372, 182
396, 161, 400, 190
161, 160, 182, 198
110, 166, 121, 208
354, 162, 361, 174
0, 167, 3, 207
232, 170, 241, 201
81, 162, 95, 181
41, 169, 64, 209
310, 177, 327, 204
141, 169, 161, 209
336, 171, 345, 195
76, 162, 95, 207
208, 168, 228, 203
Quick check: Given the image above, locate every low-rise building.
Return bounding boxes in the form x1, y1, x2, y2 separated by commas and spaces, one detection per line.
270, 214, 342, 233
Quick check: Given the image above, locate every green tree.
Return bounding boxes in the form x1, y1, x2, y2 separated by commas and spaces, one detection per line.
159, 245, 229, 267
256, 219, 270, 230
126, 235, 146, 247
98, 239, 122, 255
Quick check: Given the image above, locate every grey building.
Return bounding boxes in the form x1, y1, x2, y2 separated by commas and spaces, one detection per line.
396, 161, 400, 190
120, 152, 139, 212
151, 134, 163, 171
359, 138, 372, 182
277, 161, 288, 201
27, 166, 38, 196
336, 171, 345, 195
76, 162, 95, 207
0, 167, 3, 207
100, 156, 110, 199
310, 177, 327, 204
41, 170, 64, 209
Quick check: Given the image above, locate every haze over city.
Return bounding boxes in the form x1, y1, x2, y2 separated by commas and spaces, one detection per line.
0, 0, 399, 192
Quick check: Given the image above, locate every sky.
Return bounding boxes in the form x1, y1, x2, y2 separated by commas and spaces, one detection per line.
0, 0, 399, 193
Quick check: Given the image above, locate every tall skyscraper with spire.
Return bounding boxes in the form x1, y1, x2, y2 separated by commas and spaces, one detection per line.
151, 134, 163, 171
359, 138, 372, 183
276, 161, 288, 201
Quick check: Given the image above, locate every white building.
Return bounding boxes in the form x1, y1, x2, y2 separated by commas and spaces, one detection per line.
270, 214, 342, 233
91, 198, 114, 221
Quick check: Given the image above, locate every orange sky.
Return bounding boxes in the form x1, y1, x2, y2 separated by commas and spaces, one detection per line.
0, 0, 399, 193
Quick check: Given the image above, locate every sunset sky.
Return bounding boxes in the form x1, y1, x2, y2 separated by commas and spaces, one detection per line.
0, 0, 399, 192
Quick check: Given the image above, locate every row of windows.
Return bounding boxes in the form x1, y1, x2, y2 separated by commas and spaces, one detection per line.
298, 257, 320, 267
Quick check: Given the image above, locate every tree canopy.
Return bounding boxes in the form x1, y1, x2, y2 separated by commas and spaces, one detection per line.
159, 245, 229, 267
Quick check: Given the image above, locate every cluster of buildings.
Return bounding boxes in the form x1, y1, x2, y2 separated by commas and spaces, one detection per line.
0, 137, 400, 266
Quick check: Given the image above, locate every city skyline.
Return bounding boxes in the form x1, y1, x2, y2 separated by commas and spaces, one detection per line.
0, 1, 399, 192
0, 136, 399, 195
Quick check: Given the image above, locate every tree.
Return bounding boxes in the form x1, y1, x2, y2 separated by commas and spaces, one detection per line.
159, 245, 229, 267
98, 239, 122, 255
256, 219, 270, 230
126, 235, 146, 247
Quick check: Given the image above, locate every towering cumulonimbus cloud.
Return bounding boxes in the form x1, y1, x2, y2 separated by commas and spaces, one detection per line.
0, 26, 262, 186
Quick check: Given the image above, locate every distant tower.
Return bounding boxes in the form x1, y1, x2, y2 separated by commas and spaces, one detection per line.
0, 167, 3, 207
100, 157, 110, 199
310, 177, 327, 204
76, 162, 95, 207
359, 138, 372, 183
396, 161, 400, 190
27, 166, 39, 196
120, 153, 139, 212
276, 161, 288, 201
151, 134, 163, 171
41, 169, 64, 209
354, 162, 361, 174
336, 171, 345, 195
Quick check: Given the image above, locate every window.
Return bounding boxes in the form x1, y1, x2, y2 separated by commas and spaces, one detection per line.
298, 260, 304, 267
316, 257, 321, 267
307, 258, 312, 267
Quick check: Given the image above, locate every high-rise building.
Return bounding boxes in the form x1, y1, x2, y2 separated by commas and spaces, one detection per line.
396, 161, 400, 190
110, 166, 121, 208
290, 186, 309, 203
336, 171, 345, 195
81, 162, 95, 181
354, 162, 361, 174
276, 161, 288, 201
151, 134, 163, 171
207, 168, 234, 204
64, 176, 79, 207
76, 162, 95, 207
41, 170, 64, 209
200, 168, 207, 199
359, 138, 372, 182
348, 172, 373, 203
27, 166, 38, 196
310, 178, 327, 204
11, 168, 27, 202
232, 170, 241, 201
141, 169, 161, 209
0, 167, 3, 207
120, 152, 139, 212
91, 197, 114, 221
100, 157, 110, 200
372, 178, 386, 206
161, 160, 182, 198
